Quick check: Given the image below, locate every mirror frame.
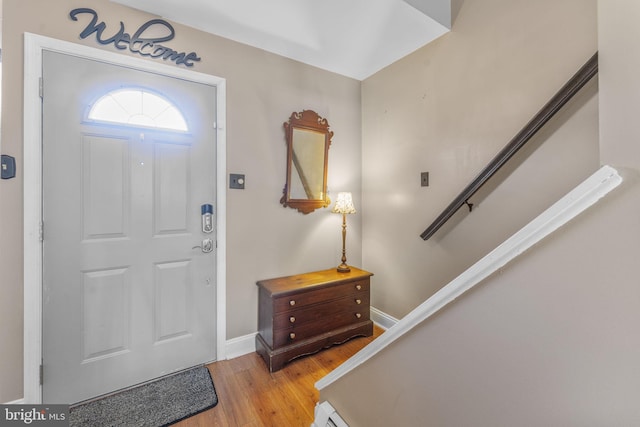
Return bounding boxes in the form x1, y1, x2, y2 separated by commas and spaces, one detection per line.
280, 110, 333, 214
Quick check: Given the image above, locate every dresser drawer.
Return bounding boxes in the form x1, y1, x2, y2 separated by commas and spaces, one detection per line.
273, 293, 369, 330
273, 308, 369, 348
273, 279, 369, 313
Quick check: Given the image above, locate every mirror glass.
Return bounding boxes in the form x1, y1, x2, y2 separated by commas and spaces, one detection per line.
280, 110, 332, 214
290, 128, 325, 200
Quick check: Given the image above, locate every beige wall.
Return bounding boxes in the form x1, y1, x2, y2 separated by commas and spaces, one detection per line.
320, 0, 640, 425
598, 0, 640, 170
361, 0, 598, 319
0, 0, 362, 402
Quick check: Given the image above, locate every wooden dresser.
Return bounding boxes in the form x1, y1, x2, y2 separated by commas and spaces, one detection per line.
256, 267, 373, 372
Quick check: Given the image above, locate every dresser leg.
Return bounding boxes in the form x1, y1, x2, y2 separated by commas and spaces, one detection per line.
256, 333, 285, 372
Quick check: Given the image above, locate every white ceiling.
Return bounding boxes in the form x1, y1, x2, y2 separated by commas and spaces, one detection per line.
111, 0, 451, 80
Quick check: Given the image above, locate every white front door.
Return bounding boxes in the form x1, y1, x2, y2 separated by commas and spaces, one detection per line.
41, 50, 217, 404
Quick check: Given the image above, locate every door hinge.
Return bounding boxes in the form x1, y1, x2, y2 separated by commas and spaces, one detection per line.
39, 77, 43, 99
39, 364, 43, 385
39, 221, 44, 242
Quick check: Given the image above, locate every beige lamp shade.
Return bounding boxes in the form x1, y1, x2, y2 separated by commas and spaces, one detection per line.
331, 192, 356, 214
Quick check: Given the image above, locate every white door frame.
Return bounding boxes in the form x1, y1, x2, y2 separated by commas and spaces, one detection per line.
23, 33, 227, 404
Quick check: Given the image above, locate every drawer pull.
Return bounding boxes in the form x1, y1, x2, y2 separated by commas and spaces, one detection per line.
289, 332, 296, 340
355, 284, 362, 291
355, 313, 362, 319
355, 299, 362, 305
289, 300, 296, 306
289, 316, 296, 323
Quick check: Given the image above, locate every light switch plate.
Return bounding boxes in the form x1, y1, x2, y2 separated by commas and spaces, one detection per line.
421, 172, 429, 187
230, 173, 245, 189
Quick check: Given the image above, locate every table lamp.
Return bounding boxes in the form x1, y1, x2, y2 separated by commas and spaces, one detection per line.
331, 192, 356, 272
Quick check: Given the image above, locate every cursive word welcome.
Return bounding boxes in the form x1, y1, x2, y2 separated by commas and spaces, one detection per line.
70, 8, 201, 67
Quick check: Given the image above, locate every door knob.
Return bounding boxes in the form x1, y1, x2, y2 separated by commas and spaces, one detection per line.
192, 238, 214, 253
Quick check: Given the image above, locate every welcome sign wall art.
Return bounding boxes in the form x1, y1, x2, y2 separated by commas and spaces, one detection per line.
70, 8, 201, 67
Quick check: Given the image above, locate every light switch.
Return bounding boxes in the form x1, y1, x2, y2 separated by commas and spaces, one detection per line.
421, 172, 429, 187
230, 173, 245, 189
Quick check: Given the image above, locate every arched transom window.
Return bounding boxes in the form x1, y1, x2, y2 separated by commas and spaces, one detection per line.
87, 88, 188, 132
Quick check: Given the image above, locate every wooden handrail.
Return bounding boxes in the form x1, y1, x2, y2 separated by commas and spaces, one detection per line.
421, 52, 598, 240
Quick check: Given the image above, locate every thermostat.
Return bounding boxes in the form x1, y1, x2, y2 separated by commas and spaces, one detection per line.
1, 155, 16, 179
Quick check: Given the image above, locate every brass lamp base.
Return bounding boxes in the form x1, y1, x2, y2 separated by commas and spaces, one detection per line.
337, 263, 351, 273
335, 210, 352, 273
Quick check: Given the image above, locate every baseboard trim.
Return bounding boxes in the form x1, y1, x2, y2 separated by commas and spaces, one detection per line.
4, 398, 26, 404
225, 332, 257, 359
370, 306, 399, 330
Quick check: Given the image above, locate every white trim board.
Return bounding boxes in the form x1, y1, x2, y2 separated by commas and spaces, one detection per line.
225, 333, 257, 360
316, 165, 623, 391
370, 306, 399, 330
23, 33, 227, 404
312, 401, 350, 427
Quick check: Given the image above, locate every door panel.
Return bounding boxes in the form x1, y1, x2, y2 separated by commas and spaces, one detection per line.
154, 141, 191, 234
155, 260, 192, 342
82, 268, 130, 360
82, 134, 130, 238
42, 50, 217, 404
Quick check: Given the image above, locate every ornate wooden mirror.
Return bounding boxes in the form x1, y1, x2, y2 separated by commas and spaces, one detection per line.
280, 110, 333, 214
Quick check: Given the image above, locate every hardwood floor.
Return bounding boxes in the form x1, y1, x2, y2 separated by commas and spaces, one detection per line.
176, 326, 383, 427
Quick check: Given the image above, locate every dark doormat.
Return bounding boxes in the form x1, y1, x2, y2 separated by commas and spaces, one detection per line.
69, 365, 218, 426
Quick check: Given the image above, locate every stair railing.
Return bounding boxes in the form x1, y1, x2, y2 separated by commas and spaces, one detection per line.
420, 52, 598, 240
